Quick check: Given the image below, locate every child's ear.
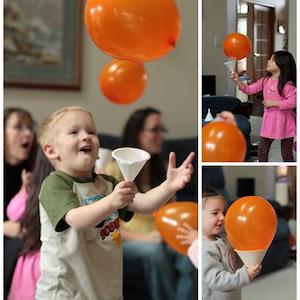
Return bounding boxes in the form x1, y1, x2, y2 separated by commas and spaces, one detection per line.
43, 143, 59, 160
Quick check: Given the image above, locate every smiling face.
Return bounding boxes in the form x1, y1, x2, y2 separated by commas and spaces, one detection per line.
202, 195, 225, 240
138, 113, 166, 155
46, 110, 100, 178
5, 112, 35, 165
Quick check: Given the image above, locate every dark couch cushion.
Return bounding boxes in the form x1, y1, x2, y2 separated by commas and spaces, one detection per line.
202, 96, 241, 119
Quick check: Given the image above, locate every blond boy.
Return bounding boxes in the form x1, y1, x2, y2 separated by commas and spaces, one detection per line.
36, 106, 194, 300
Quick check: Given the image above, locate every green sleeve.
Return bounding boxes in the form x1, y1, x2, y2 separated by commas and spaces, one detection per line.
39, 172, 81, 232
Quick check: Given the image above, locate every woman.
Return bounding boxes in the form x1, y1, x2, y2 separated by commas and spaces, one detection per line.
4, 107, 37, 298
106, 107, 197, 300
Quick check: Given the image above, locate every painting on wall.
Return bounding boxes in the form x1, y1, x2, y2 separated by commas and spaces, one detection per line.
4, 0, 82, 89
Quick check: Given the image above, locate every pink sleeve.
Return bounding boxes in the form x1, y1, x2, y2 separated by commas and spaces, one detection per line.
239, 78, 264, 95
187, 239, 198, 268
279, 83, 296, 110
6, 189, 29, 222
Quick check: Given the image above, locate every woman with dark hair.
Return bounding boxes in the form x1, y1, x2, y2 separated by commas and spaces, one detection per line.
105, 107, 197, 300
231, 50, 297, 162
7, 148, 54, 300
4, 107, 37, 298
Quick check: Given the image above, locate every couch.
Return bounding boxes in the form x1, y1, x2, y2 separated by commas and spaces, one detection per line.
202, 166, 290, 276
98, 133, 198, 299
202, 96, 252, 161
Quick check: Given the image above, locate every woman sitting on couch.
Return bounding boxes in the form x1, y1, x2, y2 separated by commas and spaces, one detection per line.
105, 107, 197, 300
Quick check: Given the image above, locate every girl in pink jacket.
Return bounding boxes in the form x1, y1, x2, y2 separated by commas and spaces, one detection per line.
231, 51, 296, 162
7, 149, 53, 300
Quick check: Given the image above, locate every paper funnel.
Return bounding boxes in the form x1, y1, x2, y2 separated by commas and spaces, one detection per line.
204, 108, 214, 122
235, 249, 267, 267
224, 61, 237, 72
112, 147, 150, 181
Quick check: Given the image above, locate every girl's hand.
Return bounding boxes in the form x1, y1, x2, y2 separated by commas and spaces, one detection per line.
246, 264, 262, 280
215, 111, 237, 125
165, 152, 195, 193
230, 71, 239, 82
111, 181, 137, 209
263, 100, 279, 108
176, 222, 198, 245
3, 221, 22, 238
21, 169, 32, 191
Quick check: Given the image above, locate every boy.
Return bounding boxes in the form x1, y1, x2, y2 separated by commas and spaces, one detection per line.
36, 106, 194, 300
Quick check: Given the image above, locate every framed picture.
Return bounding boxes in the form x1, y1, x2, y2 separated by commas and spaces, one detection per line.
4, 0, 82, 90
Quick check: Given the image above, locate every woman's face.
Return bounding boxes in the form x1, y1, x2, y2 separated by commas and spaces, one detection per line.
5, 112, 35, 165
139, 113, 167, 154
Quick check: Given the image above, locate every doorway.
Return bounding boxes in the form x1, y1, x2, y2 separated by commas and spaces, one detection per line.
237, 1, 275, 116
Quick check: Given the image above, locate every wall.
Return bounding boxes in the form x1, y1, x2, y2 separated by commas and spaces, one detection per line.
202, 0, 232, 96
202, 0, 289, 96
4, 1, 197, 138
223, 166, 276, 199
288, 0, 296, 59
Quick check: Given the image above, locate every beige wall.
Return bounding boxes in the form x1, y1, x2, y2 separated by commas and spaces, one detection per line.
223, 166, 276, 199
4, 1, 197, 138
202, 0, 290, 96
288, 0, 297, 58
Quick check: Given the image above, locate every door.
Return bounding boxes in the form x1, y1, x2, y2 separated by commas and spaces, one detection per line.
238, 1, 275, 116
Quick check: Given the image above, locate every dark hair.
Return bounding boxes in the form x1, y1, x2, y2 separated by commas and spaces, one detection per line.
4, 107, 37, 172
19, 147, 54, 255
121, 107, 165, 190
265, 51, 296, 96
202, 185, 224, 206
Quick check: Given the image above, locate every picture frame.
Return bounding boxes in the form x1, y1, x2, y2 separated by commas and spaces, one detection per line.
4, 0, 82, 90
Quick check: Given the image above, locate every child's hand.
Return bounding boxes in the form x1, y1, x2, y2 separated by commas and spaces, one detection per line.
111, 181, 137, 209
165, 152, 195, 193
263, 100, 279, 108
215, 111, 237, 125
21, 169, 32, 191
246, 264, 262, 280
230, 71, 239, 81
176, 222, 198, 245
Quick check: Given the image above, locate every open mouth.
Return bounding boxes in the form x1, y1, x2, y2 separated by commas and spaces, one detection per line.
79, 145, 92, 153
21, 142, 30, 149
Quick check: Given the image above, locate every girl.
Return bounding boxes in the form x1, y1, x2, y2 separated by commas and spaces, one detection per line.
7, 148, 54, 300
4, 107, 37, 298
231, 51, 296, 162
202, 186, 261, 300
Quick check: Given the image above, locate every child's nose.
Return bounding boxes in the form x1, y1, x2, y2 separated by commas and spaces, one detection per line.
81, 131, 91, 140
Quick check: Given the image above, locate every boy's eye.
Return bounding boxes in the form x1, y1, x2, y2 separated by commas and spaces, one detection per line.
69, 130, 78, 135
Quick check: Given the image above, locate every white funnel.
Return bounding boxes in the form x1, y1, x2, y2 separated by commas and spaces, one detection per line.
235, 249, 267, 267
112, 147, 150, 181
224, 60, 236, 72
204, 108, 214, 122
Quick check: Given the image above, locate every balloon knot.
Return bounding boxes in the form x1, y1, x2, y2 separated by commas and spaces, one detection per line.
169, 38, 177, 47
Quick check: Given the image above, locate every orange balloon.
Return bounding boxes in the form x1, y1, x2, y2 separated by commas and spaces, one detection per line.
155, 202, 198, 255
99, 60, 147, 105
224, 196, 278, 251
202, 121, 246, 162
85, 0, 181, 62
223, 33, 252, 60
